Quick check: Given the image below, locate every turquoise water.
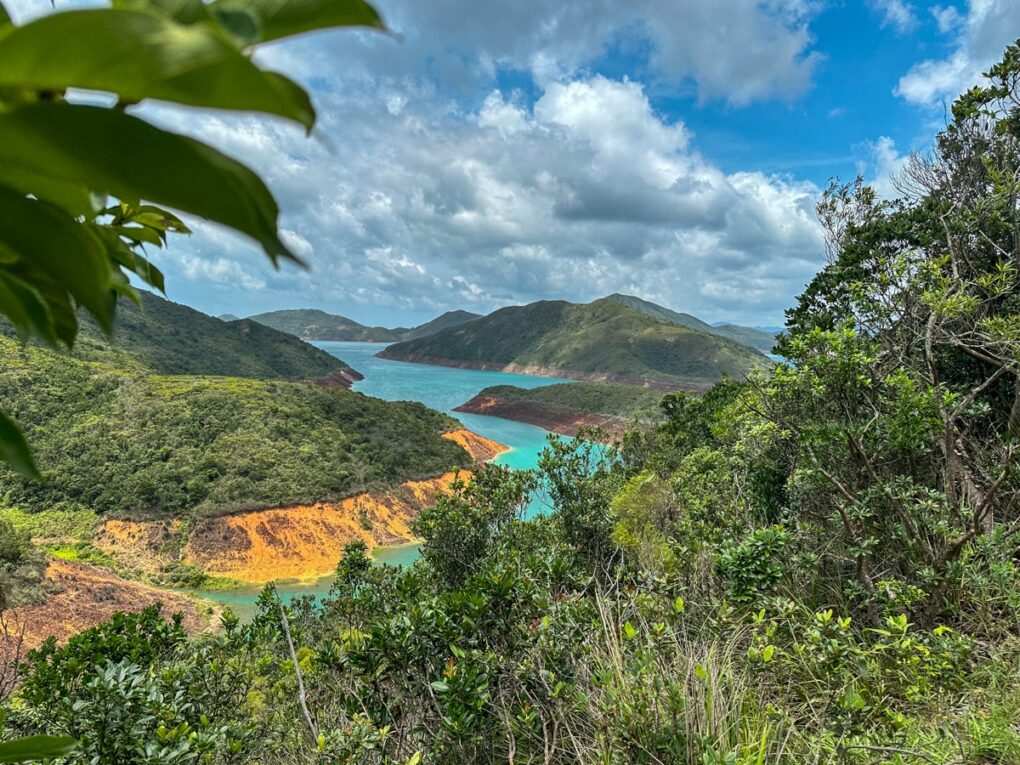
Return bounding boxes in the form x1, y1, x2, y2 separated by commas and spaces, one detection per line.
192, 343, 567, 615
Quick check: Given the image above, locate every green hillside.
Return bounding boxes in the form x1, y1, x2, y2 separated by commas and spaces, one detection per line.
380, 298, 771, 387
605, 293, 777, 353
247, 308, 400, 342
710, 323, 778, 353
0, 334, 468, 517
60, 292, 355, 380
469, 382, 664, 421
604, 293, 714, 332
397, 309, 482, 340
251, 307, 482, 342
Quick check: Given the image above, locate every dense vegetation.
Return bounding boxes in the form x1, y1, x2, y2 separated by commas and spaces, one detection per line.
0, 334, 466, 517
605, 293, 778, 353
52, 292, 356, 380
6, 44, 1020, 764
248, 308, 482, 342
380, 297, 771, 388
461, 381, 664, 421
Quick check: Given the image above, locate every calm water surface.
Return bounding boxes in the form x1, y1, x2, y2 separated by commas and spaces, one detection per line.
193, 342, 567, 616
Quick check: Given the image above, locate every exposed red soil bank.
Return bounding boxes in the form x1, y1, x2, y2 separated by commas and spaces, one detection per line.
3, 560, 211, 652
95, 429, 507, 584
455, 394, 632, 438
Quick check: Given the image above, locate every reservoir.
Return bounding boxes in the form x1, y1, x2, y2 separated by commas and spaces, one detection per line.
195, 342, 566, 613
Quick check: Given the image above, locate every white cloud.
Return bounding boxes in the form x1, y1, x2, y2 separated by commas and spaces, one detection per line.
4, 0, 833, 325
175, 253, 267, 291
858, 136, 909, 199
896, 0, 1016, 105
141, 73, 825, 325
255, 0, 823, 107
931, 5, 963, 33
869, 0, 919, 33
280, 229, 315, 259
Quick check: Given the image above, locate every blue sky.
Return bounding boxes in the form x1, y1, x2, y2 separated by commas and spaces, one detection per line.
13, 0, 1017, 327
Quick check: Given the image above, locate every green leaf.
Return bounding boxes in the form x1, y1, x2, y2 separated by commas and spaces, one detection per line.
210, 0, 383, 44
0, 9, 314, 129
0, 185, 114, 334
0, 103, 297, 265
0, 411, 40, 480
0, 1, 11, 31
0, 271, 58, 346
429, 681, 449, 693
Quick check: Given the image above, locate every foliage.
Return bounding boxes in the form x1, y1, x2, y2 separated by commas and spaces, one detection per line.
413, 465, 537, 587
0, 736, 77, 763
0, 0, 383, 476
0, 520, 28, 566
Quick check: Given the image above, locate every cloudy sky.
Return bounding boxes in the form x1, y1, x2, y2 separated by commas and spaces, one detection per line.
14, 0, 1020, 326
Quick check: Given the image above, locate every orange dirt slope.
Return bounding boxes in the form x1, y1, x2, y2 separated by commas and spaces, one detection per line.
95, 429, 508, 584
4, 560, 212, 651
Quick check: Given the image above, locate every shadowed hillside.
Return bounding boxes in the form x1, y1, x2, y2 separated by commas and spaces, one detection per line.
59, 292, 358, 382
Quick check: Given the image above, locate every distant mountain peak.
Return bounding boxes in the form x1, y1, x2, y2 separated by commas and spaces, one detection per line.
602, 294, 776, 354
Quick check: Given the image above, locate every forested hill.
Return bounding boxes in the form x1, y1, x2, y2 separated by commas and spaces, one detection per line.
605, 293, 778, 353
393, 309, 483, 341
58, 292, 357, 381
379, 297, 771, 388
249, 307, 482, 342
0, 343, 469, 518
455, 381, 664, 436
247, 308, 400, 342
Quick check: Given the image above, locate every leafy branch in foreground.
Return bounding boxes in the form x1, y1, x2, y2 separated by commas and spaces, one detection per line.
0, 0, 384, 477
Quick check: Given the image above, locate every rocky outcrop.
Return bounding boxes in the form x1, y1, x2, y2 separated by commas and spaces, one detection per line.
182, 472, 464, 582
311, 367, 365, 389
455, 394, 632, 438
442, 428, 510, 461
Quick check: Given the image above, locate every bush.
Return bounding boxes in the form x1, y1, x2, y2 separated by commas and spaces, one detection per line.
0, 519, 29, 565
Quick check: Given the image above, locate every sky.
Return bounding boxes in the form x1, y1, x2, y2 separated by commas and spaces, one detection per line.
11, 0, 1020, 327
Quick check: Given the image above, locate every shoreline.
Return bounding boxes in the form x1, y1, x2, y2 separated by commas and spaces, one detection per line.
455, 394, 634, 438
374, 351, 707, 392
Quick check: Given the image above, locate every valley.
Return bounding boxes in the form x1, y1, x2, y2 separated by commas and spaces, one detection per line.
0, 300, 556, 640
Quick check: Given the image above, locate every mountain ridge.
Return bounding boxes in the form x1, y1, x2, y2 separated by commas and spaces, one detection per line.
379, 297, 771, 389
604, 293, 777, 353
249, 308, 482, 343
